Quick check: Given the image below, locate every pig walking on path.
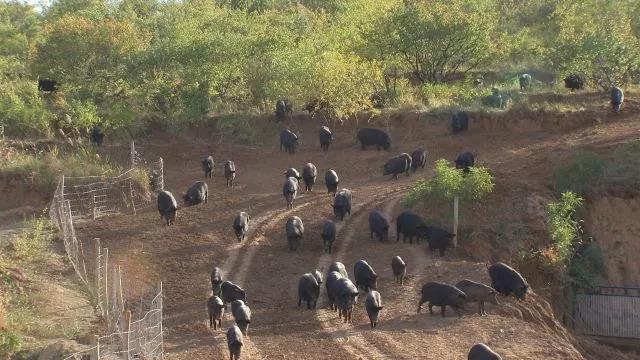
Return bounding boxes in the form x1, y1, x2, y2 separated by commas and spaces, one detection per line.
417, 282, 467, 318
364, 290, 383, 328
391, 256, 406, 285
283, 177, 298, 209
207, 294, 224, 329
298, 270, 323, 310
325, 170, 339, 195
286, 216, 304, 251
233, 212, 250, 242
224, 160, 236, 187
231, 300, 252, 336
488, 262, 529, 300
157, 190, 177, 225
202, 156, 214, 178
321, 220, 336, 254
226, 325, 243, 360
455, 279, 498, 316
302, 163, 317, 192
468, 343, 503, 360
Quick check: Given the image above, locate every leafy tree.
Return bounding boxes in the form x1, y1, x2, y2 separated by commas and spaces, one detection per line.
404, 159, 495, 246
387, 0, 497, 83
549, 0, 640, 89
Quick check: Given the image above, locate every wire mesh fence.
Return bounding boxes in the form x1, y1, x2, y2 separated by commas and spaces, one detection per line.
48, 141, 165, 359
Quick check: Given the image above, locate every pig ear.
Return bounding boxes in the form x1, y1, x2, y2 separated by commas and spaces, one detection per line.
320, 266, 325, 273
377, 306, 384, 310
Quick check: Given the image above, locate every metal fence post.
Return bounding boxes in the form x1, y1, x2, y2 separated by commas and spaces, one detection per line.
104, 247, 109, 326
95, 335, 100, 359
160, 281, 164, 359
130, 140, 136, 167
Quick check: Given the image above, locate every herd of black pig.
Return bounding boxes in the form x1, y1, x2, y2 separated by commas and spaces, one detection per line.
155, 118, 527, 360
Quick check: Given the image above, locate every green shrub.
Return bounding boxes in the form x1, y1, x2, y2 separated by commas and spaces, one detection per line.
568, 242, 605, 292
0, 76, 53, 137
606, 140, 640, 187
12, 218, 53, 261
0, 328, 22, 357
552, 152, 605, 195
546, 191, 584, 264
404, 159, 495, 207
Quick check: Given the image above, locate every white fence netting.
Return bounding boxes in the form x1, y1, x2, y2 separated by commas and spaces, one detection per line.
48, 141, 165, 359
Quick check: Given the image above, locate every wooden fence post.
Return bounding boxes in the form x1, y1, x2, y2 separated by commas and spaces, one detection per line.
452, 196, 459, 248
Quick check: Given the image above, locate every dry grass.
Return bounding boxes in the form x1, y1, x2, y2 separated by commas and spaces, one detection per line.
0, 218, 91, 357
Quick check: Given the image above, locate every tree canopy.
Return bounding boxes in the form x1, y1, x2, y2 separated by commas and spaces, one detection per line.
1, 0, 639, 137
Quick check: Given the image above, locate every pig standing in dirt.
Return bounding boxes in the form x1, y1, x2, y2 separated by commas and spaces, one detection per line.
231, 299, 251, 335
611, 86, 624, 113
354, 260, 378, 292
224, 161, 236, 187
368, 210, 389, 242
410, 148, 427, 172
364, 290, 383, 328
468, 343, 503, 360
423, 225, 456, 256
325, 270, 343, 311
298, 270, 323, 309
226, 325, 243, 360
391, 256, 406, 285
487, 262, 529, 300
280, 129, 298, 154
329, 262, 349, 279
284, 167, 302, 180
564, 74, 585, 91
302, 163, 317, 192
233, 212, 250, 242
319, 126, 333, 151
519, 73, 532, 91
333, 188, 352, 220
321, 220, 336, 254
285, 216, 304, 251
396, 211, 427, 244
357, 128, 391, 150
282, 177, 298, 209
202, 156, 214, 178
332, 277, 359, 322
211, 267, 223, 295
207, 294, 224, 329
383, 153, 412, 179
183, 181, 208, 206
455, 152, 475, 173
221, 281, 247, 304
452, 111, 469, 134
325, 169, 339, 195
455, 279, 498, 316
417, 282, 467, 317
157, 190, 178, 225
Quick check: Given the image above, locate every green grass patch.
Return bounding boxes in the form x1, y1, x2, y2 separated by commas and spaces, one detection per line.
552, 151, 606, 195
553, 141, 640, 196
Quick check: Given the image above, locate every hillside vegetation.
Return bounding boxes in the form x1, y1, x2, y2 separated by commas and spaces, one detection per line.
2, 0, 639, 137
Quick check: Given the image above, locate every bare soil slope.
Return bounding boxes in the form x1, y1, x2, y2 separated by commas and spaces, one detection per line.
77, 98, 640, 360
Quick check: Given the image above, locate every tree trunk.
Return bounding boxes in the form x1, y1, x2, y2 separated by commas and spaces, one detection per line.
452, 196, 459, 248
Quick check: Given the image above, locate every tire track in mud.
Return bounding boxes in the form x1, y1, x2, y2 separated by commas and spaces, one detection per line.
206, 192, 324, 359
312, 186, 413, 359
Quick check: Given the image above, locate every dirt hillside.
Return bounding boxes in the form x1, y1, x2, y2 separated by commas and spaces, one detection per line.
75, 97, 640, 359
